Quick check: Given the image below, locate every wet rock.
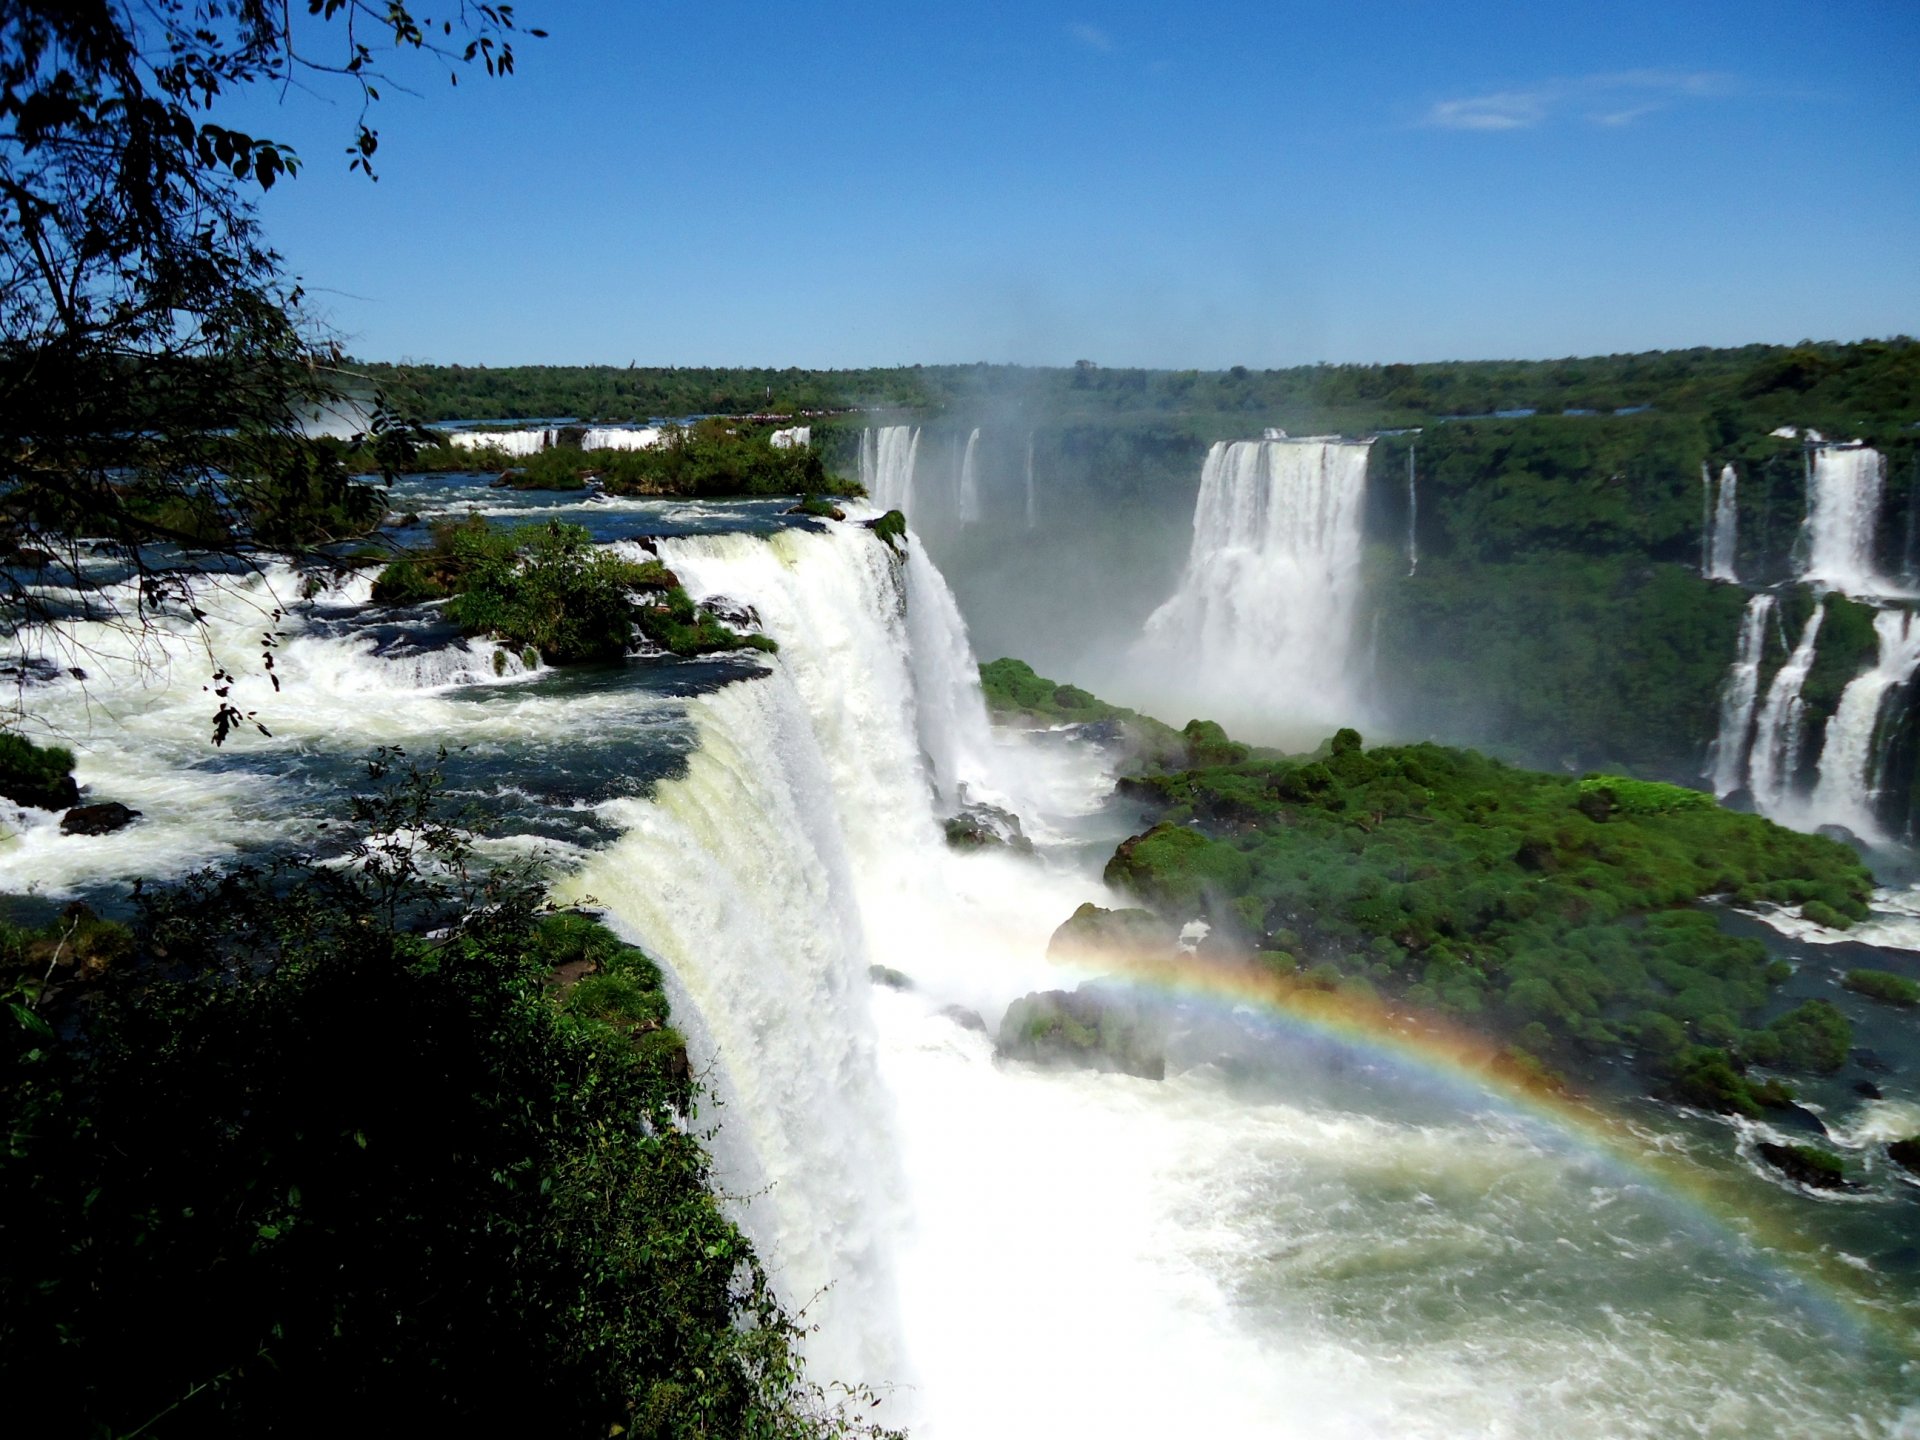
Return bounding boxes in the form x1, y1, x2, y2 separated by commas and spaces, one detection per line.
996, 984, 1166, 1081
1757, 1141, 1852, 1191
1046, 901, 1177, 967
1887, 1137, 1920, 1176
943, 800, 1032, 853
1816, 823, 1866, 851
939, 1004, 987, 1034
60, 801, 140, 836
701, 594, 760, 629
1854, 1049, 1896, 1075
868, 965, 912, 990
1855, 1080, 1885, 1100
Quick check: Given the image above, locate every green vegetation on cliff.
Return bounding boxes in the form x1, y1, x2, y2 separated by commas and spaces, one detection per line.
0, 759, 891, 1438
1008, 663, 1873, 1112
372, 516, 776, 662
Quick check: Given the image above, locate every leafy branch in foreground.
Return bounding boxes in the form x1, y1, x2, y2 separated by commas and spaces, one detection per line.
0, 750, 900, 1438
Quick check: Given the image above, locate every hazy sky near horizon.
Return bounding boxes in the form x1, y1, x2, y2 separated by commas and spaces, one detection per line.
244, 0, 1919, 369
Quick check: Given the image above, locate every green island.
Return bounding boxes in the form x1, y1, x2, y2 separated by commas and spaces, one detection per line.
0, 757, 894, 1438
980, 659, 1876, 1120
371, 516, 778, 661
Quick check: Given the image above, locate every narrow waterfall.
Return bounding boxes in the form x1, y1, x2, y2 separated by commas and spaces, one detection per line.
957, 428, 982, 526
1406, 446, 1419, 577
1024, 431, 1036, 529
1806, 608, 1920, 840
1748, 605, 1825, 814
1705, 463, 1738, 581
1137, 438, 1372, 741
1709, 592, 1776, 797
1801, 445, 1889, 594
859, 425, 921, 514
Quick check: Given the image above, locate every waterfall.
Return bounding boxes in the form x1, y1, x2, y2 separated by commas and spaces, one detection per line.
1406, 446, 1419, 577
1748, 605, 1824, 815
1709, 593, 1776, 797
580, 426, 664, 451
1801, 445, 1889, 594
1806, 608, 1920, 840
1024, 431, 1037, 529
859, 425, 921, 514
957, 428, 982, 526
1705, 463, 1738, 581
770, 425, 812, 450
448, 428, 551, 457
1136, 438, 1372, 741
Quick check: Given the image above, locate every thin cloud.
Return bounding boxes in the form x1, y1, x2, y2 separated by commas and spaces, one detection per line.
1423, 70, 1735, 132
1067, 22, 1115, 54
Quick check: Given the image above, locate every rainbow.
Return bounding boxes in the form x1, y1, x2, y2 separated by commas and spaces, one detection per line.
1043, 944, 1916, 1352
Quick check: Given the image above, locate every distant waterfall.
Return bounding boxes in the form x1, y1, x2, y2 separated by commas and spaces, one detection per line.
1709, 593, 1776, 797
957, 428, 982, 526
1405, 447, 1419, 577
860, 426, 921, 514
1748, 606, 1824, 814
1138, 438, 1372, 740
1024, 431, 1036, 529
770, 425, 812, 450
1801, 445, 1889, 594
580, 426, 664, 451
448, 428, 552, 457
1807, 609, 1920, 840
1704, 463, 1738, 582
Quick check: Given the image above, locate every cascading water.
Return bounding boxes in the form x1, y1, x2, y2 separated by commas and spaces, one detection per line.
1806, 608, 1920, 840
1406, 446, 1419, 577
580, 426, 664, 451
771, 425, 812, 449
957, 429, 982, 526
1748, 605, 1824, 815
860, 426, 922, 515
1709, 592, 1776, 797
1024, 431, 1036, 529
1802, 445, 1890, 594
1705, 462, 1739, 582
449, 428, 552, 456
1134, 438, 1372, 742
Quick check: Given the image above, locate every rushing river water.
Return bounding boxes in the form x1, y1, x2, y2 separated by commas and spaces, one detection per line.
7, 475, 1920, 1436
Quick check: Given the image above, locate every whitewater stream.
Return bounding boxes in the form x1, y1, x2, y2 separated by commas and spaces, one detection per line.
6, 475, 1919, 1437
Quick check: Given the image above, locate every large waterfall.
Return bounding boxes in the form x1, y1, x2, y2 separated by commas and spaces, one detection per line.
1802, 445, 1890, 594
1135, 438, 1372, 742
1709, 593, 1776, 797
1807, 609, 1920, 840
860, 425, 922, 515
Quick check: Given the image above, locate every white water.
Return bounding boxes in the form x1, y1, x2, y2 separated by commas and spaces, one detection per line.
1806, 608, 1920, 841
956, 429, 982, 527
1748, 605, 1825, 816
449, 428, 552, 457
1706, 462, 1739, 582
860, 426, 922, 515
581, 426, 665, 451
1024, 432, 1036, 529
771, 425, 812, 450
1709, 593, 1776, 797
1803, 446, 1891, 595
1135, 438, 1372, 743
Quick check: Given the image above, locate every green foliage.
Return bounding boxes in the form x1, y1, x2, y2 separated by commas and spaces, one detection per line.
867, 509, 907, 548
977, 657, 1186, 767
0, 758, 895, 1438
0, 731, 78, 810
1076, 696, 1874, 1100
370, 516, 775, 662
1843, 968, 1920, 1007
1183, 718, 1249, 768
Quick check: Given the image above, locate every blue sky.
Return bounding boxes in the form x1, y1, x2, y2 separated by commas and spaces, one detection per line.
239, 1, 1920, 368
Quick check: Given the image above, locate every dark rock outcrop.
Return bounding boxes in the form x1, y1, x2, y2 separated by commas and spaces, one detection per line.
943, 801, 1032, 853
1887, 1137, 1920, 1177
1757, 1141, 1851, 1190
939, 1004, 987, 1034
60, 801, 140, 836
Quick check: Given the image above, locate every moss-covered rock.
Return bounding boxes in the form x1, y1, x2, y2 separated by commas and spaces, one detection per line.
996, 985, 1165, 1080
1757, 1141, 1850, 1190
1104, 822, 1253, 911
0, 732, 79, 811
1842, 968, 1920, 1007
1046, 902, 1178, 967
866, 509, 907, 550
